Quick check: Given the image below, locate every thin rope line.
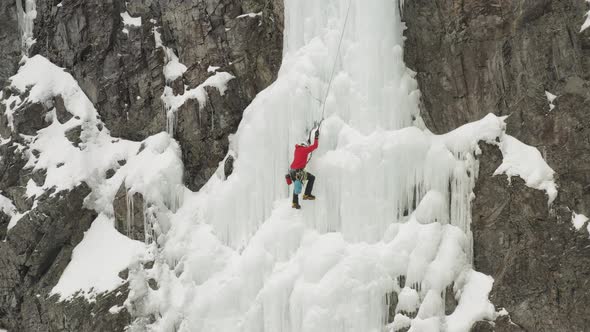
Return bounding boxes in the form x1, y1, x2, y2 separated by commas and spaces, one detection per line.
321, 0, 353, 120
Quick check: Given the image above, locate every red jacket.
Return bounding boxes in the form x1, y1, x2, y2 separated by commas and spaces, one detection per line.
290, 138, 318, 169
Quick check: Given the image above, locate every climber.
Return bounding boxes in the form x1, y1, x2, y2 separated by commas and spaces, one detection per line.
289, 128, 319, 209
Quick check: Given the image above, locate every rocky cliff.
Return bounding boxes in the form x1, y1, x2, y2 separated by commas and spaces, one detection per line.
403, 0, 590, 330
0, 0, 283, 331
2, 0, 590, 331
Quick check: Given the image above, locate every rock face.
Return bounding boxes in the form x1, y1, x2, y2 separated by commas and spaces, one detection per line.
113, 182, 146, 242
0, 0, 284, 331
31, 0, 283, 190
0, 0, 21, 86
0, 183, 119, 331
403, 0, 590, 329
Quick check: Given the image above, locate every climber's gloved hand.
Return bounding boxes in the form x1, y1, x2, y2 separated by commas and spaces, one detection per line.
315, 129, 320, 139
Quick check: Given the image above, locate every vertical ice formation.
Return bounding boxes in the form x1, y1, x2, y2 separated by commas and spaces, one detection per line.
16, 0, 37, 54
126, 0, 501, 331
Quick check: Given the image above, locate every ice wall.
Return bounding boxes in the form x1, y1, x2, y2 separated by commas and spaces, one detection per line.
127, 0, 501, 331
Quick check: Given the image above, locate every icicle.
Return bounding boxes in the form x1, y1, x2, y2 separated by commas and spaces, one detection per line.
16, 0, 37, 54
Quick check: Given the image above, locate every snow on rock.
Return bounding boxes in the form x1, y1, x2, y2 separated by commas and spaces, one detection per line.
582, 0, 590, 32
153, 28, 187, 82
545, 91, 557, 111
0, 54, 171, 298
446, 270, 495, 332
396, 287, 420, 314
494, 135, 557, 204
0, 194, 16, 217
0, 193, 22, 231
51, 214, 146, 300
572, 212, 589, 230
207, 65, 220, 73
4, 55, 96, 127
390, 314, 411, 331
120, 11, 141, 27
3, 55, 141, 202
237, 12, 262, 19
161, 71, 235, 134
109, 305, 124, 314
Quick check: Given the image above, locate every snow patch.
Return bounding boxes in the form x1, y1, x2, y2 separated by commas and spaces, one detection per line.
51, 214, 146, 300
545, 91, 557, 111
494, 135, 557, 204
121, 11, 142, 27
0, 194, 16, 217
237, 12, 262, 19
0, 194, 22, 232
109, 305, 124, 314
572, 212, 589, 230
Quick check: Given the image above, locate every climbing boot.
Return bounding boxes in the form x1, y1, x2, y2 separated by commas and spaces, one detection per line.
292, 203, 301, 209
303, 194, 316, 200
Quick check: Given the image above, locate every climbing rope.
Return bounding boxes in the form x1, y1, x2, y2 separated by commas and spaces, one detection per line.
320, 0, 353, 121
305, 0, 353, 163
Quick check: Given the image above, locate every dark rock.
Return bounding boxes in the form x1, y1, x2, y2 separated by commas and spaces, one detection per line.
386, 291, 398, 323
54, 95, 73, 123
106, 168, 116, 179
0, 211, 9, 241
30, 168, 47, 187
118, 268, 129, 281
0, 182, 107, 331
471, 314, 525, 332
12, 102, 51, 135
0, 142, 27, 190
0, 0, 285, 330
117, 159, 127, 166
224, 154, 235, 179
31, 0, 283, 191
113, 182, 145, 242
142, 260, 154, 270
33, 0, 167, 141
147, 278, 158, 290
4, 187, 32, 212
470, 144, 590, 331
0, 0, 21, 86
65, 125, 83, 147
444, 285, 457, 315
404, 0, 590, 329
